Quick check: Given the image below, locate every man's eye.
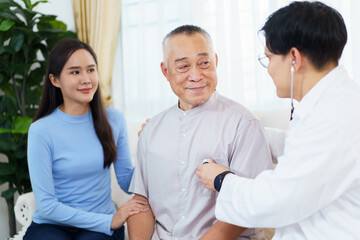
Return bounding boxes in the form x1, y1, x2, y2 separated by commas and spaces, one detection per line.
199, 61, 210, 68
179, 65, 189, 70
178, 65, 190, 72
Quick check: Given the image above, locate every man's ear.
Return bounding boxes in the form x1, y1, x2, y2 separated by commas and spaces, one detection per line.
49, 74, 60, 88
215, 53, 218, 67
160, 62, 168, 80
289, 47, 303, 72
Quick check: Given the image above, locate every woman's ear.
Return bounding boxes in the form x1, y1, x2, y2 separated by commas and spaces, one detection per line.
49, 74, 60, 88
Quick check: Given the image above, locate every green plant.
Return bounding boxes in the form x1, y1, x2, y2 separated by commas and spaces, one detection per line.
0, 0, 76, 236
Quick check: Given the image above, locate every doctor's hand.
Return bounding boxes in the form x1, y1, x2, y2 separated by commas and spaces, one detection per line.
196, 159, 229, 191
111, 196, 150, 229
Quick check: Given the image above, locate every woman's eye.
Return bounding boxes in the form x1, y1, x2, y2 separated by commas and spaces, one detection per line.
70, 71, 79, 75
88, 68, 95, 73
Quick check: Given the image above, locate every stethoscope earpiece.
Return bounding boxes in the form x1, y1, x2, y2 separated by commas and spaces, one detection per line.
291, 60, 295, 72
290, 60, 295, 120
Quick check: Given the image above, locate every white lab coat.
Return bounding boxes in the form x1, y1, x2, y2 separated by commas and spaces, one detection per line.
216, 65, 360, 240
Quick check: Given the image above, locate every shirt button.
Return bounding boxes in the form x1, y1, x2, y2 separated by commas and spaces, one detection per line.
181, 161, 185, 165
182, 133, 186, 137
181, 188, 186, 192
184, 112, 188, 116
181, 215, 185, 220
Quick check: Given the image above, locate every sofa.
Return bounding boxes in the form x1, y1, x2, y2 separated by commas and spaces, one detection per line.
10, 108, 289, 239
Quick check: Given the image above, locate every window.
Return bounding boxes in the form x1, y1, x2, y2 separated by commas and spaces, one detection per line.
113, 0, 359, 122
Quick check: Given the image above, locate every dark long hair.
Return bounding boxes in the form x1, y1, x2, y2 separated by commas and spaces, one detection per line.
33, 38, 117, 168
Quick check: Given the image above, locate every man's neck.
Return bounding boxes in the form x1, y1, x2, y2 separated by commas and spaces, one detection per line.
296, 62, 337, 101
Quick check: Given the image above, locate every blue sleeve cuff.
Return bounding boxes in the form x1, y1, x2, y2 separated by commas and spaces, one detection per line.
105, 213, 115, 236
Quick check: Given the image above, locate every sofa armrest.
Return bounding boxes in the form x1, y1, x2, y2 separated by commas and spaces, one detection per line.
14, 192, 36, 227
9, 192, 36, 240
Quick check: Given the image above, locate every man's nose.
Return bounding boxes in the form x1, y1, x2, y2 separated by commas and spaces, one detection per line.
188, 66, 202, 82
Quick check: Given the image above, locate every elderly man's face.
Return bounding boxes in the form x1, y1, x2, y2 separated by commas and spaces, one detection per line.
161, 33, 218, 111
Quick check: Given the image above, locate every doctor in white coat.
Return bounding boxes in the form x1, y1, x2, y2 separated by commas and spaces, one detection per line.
196, 1, 360, 239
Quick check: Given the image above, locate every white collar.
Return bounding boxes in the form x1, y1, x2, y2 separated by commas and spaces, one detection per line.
293, 65, 348, 120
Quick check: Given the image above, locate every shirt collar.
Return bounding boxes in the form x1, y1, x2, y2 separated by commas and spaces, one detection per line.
293, 65, 347, 120
176, 90, 218, 117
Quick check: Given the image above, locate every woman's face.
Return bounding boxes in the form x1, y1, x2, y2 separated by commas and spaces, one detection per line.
51, 49, 98, 111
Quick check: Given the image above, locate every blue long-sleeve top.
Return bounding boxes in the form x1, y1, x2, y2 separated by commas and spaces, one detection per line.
27, 107, 134, 235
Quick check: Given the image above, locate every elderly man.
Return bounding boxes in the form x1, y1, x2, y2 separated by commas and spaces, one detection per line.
128, 25, 273, 240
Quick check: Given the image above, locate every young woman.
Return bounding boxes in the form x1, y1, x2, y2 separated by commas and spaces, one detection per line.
24, 38, 149, 240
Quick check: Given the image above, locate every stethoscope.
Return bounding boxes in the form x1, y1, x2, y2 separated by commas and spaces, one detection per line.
290, 60, 295, 121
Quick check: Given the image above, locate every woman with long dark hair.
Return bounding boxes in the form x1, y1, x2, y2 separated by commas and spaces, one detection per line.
24, 38, 149, 240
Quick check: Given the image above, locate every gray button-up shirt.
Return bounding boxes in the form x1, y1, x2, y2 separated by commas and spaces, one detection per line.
130, 91, 273, 240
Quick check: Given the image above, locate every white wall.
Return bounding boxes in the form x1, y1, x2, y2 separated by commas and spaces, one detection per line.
34, 0, 75, 32
0, 1, 75, 239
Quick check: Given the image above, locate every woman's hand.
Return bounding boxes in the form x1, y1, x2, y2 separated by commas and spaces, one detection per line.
138, 118, 150, 137
196, 159, 229, 191
111, 196, 150, 229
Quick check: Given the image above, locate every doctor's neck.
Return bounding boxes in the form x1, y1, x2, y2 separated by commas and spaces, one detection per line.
295, 61, 338, 102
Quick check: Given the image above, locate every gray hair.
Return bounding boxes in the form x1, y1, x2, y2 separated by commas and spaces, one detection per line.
162, 25, 214, 64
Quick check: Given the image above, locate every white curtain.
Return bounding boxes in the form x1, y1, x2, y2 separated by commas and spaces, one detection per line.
112, 0, 360, 122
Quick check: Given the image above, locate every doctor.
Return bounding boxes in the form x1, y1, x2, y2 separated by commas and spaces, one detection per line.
196, 1, 360, 239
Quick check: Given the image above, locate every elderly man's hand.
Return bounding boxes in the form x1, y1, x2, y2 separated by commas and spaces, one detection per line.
196, 159, 229, 191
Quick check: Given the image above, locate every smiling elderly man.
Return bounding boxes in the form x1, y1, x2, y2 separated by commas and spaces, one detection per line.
127, 25, 273, 240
